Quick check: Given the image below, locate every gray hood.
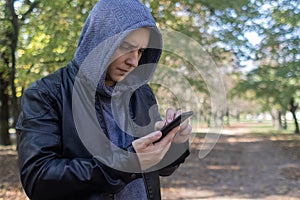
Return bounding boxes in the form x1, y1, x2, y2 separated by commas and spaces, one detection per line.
73, 0, 162, 92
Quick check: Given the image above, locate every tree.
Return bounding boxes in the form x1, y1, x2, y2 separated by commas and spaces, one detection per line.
17, 0, 97, 87
142, 0, 242, 124
229, 0, 299, 132
0, 0, 97, 145
9, 0, 299, 143
0, 0, 39, 145
290, 98, 299, 134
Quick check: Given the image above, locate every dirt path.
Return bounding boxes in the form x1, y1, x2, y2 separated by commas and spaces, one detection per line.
1, 124, 300, 200
161, 125, 300, 199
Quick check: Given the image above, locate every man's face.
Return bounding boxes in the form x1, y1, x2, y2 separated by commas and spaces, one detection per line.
105, 28, 150, 86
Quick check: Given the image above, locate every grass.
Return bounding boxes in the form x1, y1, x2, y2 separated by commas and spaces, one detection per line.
246, 121, 298, 136
191, 119, 300, 138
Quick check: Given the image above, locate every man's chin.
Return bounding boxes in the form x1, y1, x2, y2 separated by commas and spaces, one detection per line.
115, 75, 127, 83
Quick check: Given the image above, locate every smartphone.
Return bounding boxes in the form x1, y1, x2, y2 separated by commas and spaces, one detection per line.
155, 111, 193, 143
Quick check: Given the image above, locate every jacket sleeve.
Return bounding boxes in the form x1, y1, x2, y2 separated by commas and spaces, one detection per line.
16, 83, 139, 200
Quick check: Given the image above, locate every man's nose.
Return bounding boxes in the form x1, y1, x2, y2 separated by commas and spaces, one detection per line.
125, 50, 140, 68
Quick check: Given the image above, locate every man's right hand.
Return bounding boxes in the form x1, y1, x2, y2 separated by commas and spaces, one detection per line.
132, 126, 179, 171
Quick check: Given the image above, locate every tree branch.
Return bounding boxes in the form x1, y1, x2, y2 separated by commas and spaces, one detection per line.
40, 58, 67, 65
21, 0, 40, 21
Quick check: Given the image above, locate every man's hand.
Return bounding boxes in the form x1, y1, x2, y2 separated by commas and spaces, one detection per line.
133, 108, 192, 171
155, 108, 192, 143
132, 126, 179, 171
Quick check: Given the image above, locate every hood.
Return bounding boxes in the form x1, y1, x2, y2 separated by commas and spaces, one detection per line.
73, 0, 162, 92
71, 1, 162, 171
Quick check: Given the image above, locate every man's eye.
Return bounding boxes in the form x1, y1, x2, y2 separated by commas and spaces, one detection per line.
139, 48, 146, 53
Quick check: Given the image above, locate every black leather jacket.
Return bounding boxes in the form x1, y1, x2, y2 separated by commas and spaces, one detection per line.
16, 61, 189, 200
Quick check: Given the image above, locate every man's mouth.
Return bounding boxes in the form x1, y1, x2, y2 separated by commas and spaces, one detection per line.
118, 68, 129, 74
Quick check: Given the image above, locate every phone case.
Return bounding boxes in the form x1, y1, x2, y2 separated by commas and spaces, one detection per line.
155, 111, 193, 143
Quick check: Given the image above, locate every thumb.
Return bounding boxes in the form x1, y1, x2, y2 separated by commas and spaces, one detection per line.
142, 131, 162, 146
155, 120, 166, 131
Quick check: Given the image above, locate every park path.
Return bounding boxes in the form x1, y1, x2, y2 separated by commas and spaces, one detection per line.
161, 124, 300, 199
1, 123, 300, 200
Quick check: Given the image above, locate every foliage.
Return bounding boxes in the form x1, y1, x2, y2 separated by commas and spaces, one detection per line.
17, 0, 98, 89
229, 0, 299, 129
1, 0, 299, 144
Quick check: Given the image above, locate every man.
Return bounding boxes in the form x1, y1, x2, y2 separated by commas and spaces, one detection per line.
16, 0, 191, 199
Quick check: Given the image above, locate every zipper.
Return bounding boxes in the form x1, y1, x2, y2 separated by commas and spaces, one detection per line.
142, 173, 156, 200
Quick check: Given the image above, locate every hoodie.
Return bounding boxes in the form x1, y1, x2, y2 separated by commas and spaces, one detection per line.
71, 0, 162, 168
71, 0, 162, 199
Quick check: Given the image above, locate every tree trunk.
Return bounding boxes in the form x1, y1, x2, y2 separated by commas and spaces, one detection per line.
236, 111, 240, 122
270, 111, 275, 127
7, 0, 20, 128
282, 111, 287, 130
291, 112, 299, 134
290, 98, 299, 134
0, 73, 11, 145
270, 109, 282, 130
278, 111, 283, 130
225, 109, 229, 126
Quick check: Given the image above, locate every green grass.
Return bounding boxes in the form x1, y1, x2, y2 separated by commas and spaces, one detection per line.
192, 120, 300, 137
243, 121, 299, 137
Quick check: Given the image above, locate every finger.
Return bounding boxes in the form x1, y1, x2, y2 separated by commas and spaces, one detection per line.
154, 120, 166, 130
143, 131, 162, 146
156, 126, 180, 147
134, 131, 162, 149
180, 118, 189, 130
175, 109, 182, 118
173, 125, 192, 143
166, 108, 176, 123
178, 124, 192, 137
